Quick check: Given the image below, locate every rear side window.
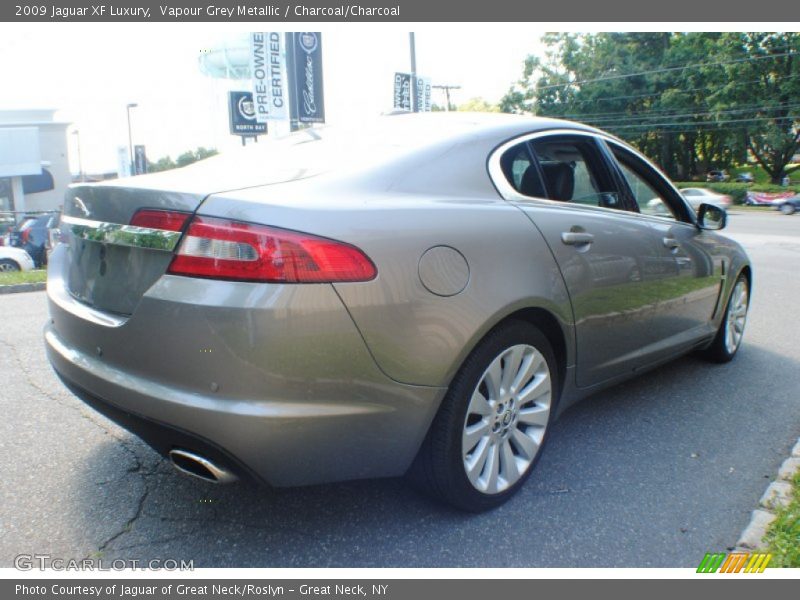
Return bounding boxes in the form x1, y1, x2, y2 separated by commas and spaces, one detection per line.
499, 143, 546, 198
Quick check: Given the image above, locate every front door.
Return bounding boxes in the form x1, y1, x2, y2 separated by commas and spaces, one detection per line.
609, 145, 724, 351
504, 134, 671, 387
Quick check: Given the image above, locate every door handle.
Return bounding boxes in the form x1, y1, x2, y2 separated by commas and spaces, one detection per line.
561, 232, 595, 246
662, 237, 680, 250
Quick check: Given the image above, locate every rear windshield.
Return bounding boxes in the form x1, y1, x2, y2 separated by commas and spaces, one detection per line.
185, 117, 470, 179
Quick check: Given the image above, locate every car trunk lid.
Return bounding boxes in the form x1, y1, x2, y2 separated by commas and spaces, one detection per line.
61, 160, 315, 316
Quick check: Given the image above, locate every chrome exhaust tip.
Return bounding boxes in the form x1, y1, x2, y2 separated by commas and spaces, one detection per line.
168, 449, 238, 484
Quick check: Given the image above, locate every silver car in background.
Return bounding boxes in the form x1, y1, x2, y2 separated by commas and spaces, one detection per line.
45, 114, 751, 511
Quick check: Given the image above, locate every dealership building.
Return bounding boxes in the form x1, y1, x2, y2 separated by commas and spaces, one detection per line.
0, 109, 71, 219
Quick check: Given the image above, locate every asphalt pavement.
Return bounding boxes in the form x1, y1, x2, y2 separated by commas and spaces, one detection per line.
1, 209, 798, 568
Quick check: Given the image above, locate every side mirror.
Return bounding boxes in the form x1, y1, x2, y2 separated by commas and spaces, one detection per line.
697, 203, 727, 230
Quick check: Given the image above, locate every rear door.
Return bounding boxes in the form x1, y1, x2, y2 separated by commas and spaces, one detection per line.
498, 132, 669, 387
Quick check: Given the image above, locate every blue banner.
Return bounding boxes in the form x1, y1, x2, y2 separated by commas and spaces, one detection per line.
287, 32, 326, 125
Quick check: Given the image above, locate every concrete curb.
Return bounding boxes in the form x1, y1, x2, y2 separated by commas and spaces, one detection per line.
0, 282, 46, 295
734, 436, 800, 552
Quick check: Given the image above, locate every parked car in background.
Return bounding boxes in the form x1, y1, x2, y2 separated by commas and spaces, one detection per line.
678, 187, 733, 210
45, 113, 751, 511
746, 191, 796, 206
9, 212, 59, 267
735, 172, 754, 183
706, 169, 730, 182
0, 246, 35, 272
774, 194, 800, 215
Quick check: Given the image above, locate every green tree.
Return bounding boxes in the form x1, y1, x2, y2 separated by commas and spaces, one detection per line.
148, 147, 218, 173
501, 32, 800, 182
458, 97, 501, 112
147, 156, 177, 173
711, 33, 800, 183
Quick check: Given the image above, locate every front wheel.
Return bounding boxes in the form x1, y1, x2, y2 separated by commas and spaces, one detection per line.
701, 274, 750, 363
409, 321, 559, 512
0, 259, 20, 272
780, 203, 796, 215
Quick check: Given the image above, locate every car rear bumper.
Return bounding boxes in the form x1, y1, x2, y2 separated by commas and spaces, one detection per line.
45, 245, 445, 487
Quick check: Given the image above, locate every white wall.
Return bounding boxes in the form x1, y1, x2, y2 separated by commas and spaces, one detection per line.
0, 127, 40, 178
0, 110, 70, 213
25, 123, 71, 212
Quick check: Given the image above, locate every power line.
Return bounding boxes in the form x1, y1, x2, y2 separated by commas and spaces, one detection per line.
534, 49, 800, 91
573, 102, 800, 125
547, 74, 800, 118
603, 114, 800, 130
431, 84, 461, 111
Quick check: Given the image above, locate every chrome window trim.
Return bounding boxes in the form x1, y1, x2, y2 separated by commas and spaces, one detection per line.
61, 215, 183, 252
487, 127, 698, 226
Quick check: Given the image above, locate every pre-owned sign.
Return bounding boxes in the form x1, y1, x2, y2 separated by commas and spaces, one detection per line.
251, 32, 288, 123
393, 73, 412, 111
416, 76, 432, 112
394, 73, 430, 112
250, 32, 270, 123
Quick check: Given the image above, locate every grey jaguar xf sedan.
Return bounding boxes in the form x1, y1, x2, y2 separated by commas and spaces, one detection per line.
45, 113, 751, 511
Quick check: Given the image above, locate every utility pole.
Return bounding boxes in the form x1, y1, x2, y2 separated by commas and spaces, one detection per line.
432, 84, 461, 111
409, 32, 417, 112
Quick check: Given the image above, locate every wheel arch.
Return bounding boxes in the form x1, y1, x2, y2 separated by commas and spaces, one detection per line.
497, 307, 568, 397
443, 303, 572, 403
0, 258, 21, 271
739, 264, 752, 290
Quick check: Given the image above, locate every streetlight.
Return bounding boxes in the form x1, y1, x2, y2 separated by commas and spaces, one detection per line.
71, 130, 84, 182
126, 103, 138, 176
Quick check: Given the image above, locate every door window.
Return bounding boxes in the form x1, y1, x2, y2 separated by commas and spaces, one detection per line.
610, 146, 692, 222
529, 138, 621, 209
617, 162, 677, 220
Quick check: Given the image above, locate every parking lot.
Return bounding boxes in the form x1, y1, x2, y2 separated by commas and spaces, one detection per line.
1, 209, 798, 568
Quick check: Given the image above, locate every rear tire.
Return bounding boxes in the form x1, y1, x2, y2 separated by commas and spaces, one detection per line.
701, 273, 749, 363
0, 259, 20, 272
408, 320, 560, 512
780, 203, 795, 215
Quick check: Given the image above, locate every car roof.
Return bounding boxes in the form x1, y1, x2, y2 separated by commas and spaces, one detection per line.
345, 111, 604, 145
97, 112, 611, 197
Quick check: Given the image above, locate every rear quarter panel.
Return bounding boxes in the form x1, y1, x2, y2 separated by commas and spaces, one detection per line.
200, 182, 575, 389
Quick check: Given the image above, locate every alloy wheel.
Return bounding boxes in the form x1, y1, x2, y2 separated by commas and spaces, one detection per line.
461, 344, 551, 494
725, 280, 749, 355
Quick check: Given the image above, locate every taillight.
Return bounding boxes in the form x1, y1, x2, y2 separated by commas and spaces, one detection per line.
167, 216, 377, 283
130, 209, 191, 231
20, 229, 30, 244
